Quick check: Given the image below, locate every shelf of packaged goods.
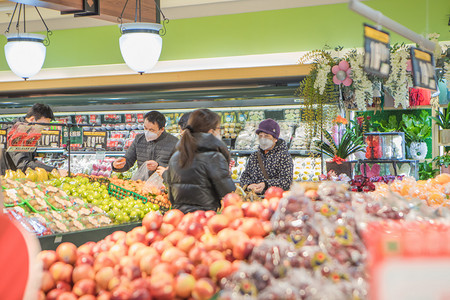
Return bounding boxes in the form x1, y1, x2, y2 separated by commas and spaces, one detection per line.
230, 149, 319, 156
38, 222, 141, 251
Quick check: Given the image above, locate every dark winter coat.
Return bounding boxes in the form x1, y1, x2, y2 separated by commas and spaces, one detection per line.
0, 117, 55, 175
240, 139, 293, 191
113, 130, 178, 173
166, 133, 236, 213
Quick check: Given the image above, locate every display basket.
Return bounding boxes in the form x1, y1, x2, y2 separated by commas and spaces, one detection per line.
107, 183, 170, 211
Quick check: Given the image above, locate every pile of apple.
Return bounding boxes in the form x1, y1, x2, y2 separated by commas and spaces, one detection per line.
38, 188, 282, 300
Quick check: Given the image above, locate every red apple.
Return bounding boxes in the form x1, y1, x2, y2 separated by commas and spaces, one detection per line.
232, 239, 254, 260
162, 209, 184, 227
192, 278, 216, 300
94, 252, 116, 272
121, 264, 141, 281
191, 264, 209, 280
209, 260, 233, 282
204, 210, 216, 219
73, 278, 96, 296
152, 240, 172, 255
206, 214, 230, 234
262, 221, 272, 234
216, 228, 237, 250
186, 222, 204, 239
46, 289, 63, 300
161, 247, 187, 263
72, 264, 95, 283
142, 211, 163, 231
38, 250, 58, 270
268, 197, 280, 211
128, 242, 146, 257
109, 231, 127, 242
265, 186, 283, 199
55, 281, 71, 292
229, 219, 243, 230
56, 292, 77, 300
107, 276, 121, 292
222, 205, 244, 221
144, 230, 163, 246
130, 288, 151, 300
177, 236, 196, 253
139, 252, 160, 276
260, 208, 274, 221
188, 245, 206, 264
135, 247, 158, 262
56, 243, 77, 265
97, 290, 112, 300
175, 273, 196, 298
149, 273, 175, 300
41, 270, 55, 292
79, 295, 96, 300
177, 213, 196, 232
241, 218, 266, 237
95, 266, 115, 290
192, 211, 207, 226
49, 262, 73, 283
164, 230, 184, 246
199, 233, 222, 251
111, 286, 132, 300
201, 250, 225, 266
126, 227, 146, 246
119, 256, 139, 268
76, 254, 94, 266
77, 242, 95, 256
152, 262, 176, 277
130, 278, 150, 291
222, 193, 242, 207
38, 290, 46, 300
173, 257, 195, 274
243, 202, 264, 218
159, 223, 175, 237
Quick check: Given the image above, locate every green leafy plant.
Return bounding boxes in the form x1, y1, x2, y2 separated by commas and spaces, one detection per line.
430, 103, 450, 129
373, 115, 403, 132
432, 152, 450, 167
419, 161, 439, 180
315, 129, 365, 160
402, 111, 432, 143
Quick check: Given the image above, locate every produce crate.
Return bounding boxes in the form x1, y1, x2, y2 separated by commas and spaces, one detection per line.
107, 183, 170, 211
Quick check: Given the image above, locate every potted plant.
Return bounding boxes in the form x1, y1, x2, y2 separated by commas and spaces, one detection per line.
430, 103, 450, 144
315, 120, 366, 177
432, 152, 450, 174
402, 111, 432, 160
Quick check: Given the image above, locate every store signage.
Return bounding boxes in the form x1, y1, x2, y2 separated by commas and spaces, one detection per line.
83, 131, 107, 150
102, 114, 124, 124
363, 24, 390, 78
6, 122, 43, 152
0, 129, 7, 149
62, 128, 83, 145
37, 130, 61, 148
137, 113, 144, 123
410, 47, 438, 91
125, 114, 136, 123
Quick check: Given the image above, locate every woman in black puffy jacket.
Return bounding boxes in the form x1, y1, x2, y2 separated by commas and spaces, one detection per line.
166, 109, 236, 213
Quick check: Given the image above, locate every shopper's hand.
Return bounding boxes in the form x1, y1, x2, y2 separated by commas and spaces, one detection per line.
113, 157, 126, 169
254, 182, 265, 194
146, 160, 159, 171
156, 166, 168, 177
58, 169, 68, 177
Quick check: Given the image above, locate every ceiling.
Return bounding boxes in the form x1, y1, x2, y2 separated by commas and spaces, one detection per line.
0, 0, 354, 31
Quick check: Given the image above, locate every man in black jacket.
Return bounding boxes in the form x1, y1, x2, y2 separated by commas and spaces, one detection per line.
112, 111, 178, 179
0, 103, 66, 176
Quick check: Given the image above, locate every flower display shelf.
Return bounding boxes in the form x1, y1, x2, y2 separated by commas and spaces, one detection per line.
355, 159, 419, 180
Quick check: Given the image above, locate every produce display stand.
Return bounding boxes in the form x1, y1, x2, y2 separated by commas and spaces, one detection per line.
38, 221, 141, 250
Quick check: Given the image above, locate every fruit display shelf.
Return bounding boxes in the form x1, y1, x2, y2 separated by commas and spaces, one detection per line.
108, 182, 171, 211
38, 222, 141, 251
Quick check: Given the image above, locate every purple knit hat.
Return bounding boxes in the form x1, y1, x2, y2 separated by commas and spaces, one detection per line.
255, 119, 280, 139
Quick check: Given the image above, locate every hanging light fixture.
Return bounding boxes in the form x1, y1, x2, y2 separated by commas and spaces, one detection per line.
118, 0, 169, 74
4, 4, 52, 80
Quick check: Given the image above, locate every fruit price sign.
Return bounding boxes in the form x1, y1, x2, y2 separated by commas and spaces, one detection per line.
37, 130, 61, 148
0, 129, 6, 149
83, 131, 107, 150
410, 47, 438, 90
363, 24, 390, 78
365, 221, 450, 300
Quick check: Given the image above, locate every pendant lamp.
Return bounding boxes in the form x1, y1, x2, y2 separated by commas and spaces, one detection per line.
119, 0, 169, 74
3, 4, 52, 80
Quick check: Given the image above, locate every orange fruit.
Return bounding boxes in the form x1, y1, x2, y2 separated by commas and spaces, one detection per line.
434, 173, 450, 185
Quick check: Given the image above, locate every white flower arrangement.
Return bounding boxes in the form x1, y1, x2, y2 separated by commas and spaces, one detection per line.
349, 53, 373, 111
384, 48, 411, 108
313, 58, 330, 95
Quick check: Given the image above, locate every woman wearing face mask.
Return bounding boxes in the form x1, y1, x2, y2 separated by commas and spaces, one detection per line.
240, 119, 293, 194
166, 109, 236, 213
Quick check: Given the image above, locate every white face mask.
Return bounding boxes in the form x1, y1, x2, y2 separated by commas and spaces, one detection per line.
259, 137, 274, 150
145, 130, 159, 142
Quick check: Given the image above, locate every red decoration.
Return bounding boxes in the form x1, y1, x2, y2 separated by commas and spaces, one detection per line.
332, 155, 346, 164
365, 136, 382, 159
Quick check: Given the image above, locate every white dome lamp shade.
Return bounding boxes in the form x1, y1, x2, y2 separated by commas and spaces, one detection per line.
119, 23, 163, 74
4, 33, 46, 80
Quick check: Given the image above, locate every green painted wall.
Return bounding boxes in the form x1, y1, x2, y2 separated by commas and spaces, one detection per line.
0, 0, 449, 70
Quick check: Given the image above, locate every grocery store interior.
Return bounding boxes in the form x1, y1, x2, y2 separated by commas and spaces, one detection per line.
0, 0, 450, 299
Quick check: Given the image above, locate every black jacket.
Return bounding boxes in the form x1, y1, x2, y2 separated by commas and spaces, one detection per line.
240, 139, 293, 191
0, 117, 55, 175
113, 130, 178, 173
166, 133, 236, 213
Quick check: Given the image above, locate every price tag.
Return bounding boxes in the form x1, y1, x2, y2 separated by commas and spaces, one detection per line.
95, 151, 106, 160
89, 115, 100, 124
62, 128, 83, 145
54, 236, 62, 243
137, 113, 144, 123
0, 129, 6, 149
37, 130, 61, 148
83, 131, 107, 150
410, 47, 438, 90
363, 24, 390, 78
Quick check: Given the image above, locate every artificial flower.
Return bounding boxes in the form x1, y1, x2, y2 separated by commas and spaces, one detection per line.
332, 60, 352, 86
332, 155, 346, 164
385, 48, 411, 108
333, 115, 348, 125
348, 53, 373, 111
313, 58, 331, 95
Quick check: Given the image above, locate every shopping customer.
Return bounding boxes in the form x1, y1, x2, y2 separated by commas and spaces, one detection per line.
112, 111, 178, 178
0, 103, 67, 176
166, 109, 235, 213
240, 119, 293, 193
